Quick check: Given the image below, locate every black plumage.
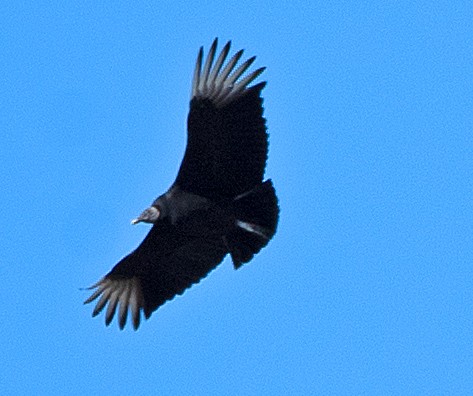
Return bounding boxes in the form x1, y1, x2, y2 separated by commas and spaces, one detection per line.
84, 39, 279, 330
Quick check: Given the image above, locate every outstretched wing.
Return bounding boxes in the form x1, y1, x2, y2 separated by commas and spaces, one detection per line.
84, 220, 228, 330
174, 39, 269, 199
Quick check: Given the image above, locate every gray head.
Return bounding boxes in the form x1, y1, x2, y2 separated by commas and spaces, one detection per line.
131, 206, 160, 225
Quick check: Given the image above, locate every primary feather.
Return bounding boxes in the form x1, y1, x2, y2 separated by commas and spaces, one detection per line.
85, 39, 279, 330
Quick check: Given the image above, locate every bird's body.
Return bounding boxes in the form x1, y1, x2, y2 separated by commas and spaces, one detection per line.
85, 39, 279, 330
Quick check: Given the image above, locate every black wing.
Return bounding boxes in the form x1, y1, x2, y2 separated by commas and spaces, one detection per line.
174, 39, 268, 199
84, 220, 227, 330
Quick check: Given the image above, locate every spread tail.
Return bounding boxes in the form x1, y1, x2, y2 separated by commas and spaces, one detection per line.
226, 179, 279, 269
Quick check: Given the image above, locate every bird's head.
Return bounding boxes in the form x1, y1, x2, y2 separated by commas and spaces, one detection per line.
131, 206, 160, 225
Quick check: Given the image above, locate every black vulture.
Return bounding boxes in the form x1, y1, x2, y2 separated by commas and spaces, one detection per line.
84, 39, 279, 330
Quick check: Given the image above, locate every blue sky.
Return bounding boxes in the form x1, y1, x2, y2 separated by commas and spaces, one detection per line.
1, 1, 472, 394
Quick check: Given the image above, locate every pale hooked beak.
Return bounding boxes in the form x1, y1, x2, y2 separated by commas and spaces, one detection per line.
131, 206, 160, 225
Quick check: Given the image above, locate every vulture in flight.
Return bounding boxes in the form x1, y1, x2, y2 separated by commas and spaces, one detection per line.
85, 39, 279, 330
